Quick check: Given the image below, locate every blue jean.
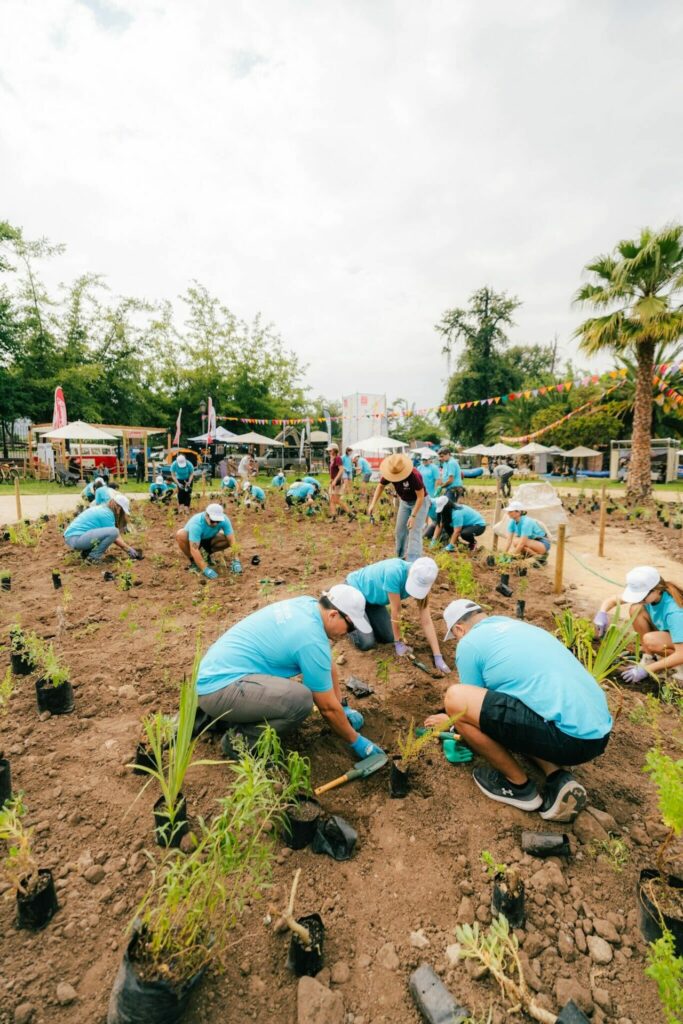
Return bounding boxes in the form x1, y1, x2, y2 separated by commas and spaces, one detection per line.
395, 499, 429, 562
66, 527, 119, 560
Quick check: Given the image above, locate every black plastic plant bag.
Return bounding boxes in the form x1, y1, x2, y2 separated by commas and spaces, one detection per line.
311, 815, 357, 861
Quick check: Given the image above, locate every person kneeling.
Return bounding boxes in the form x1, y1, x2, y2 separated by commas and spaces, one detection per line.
195, 586, 384, 760
426, 600, 612, 822
176, 502, 241, 579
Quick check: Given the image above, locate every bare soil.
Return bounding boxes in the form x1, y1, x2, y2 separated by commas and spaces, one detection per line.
0, 490, 681, 1024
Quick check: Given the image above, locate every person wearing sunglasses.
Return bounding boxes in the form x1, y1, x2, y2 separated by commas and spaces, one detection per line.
196, 585, 384, 760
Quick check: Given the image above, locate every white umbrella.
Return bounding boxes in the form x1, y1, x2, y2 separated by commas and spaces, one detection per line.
545, 445, 568, 455
487, 442, 520, 457
349, 434, 405, 452
565, 446, 601, 458
42, 420, 118, 441
463, 444, 491, 455
228, 431, 284, 446
516, 442, 551, 456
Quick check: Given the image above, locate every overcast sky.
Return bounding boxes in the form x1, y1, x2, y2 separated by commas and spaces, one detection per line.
2, 0, 681, 412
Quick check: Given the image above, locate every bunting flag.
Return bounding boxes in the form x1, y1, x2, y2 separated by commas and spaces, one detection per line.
653, 375, 683, 408
173, 407, 182, 446
500, 381, 626, 443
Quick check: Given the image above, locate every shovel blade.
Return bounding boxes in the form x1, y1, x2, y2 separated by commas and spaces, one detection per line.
351, 751, 388, 779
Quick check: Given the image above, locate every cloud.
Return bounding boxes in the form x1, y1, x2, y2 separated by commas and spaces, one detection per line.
1, 0, 682, 413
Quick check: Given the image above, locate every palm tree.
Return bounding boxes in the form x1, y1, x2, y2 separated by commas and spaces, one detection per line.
574, 225, 683, 501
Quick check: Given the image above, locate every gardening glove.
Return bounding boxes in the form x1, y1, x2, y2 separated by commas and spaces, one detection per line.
429, 538, 439, 548
231, 559, 243, 574
593, 610, 610, 638
621, 664, 648, 684
343, 706, 364, 730
349, 735, 384, 759
203, 567, 218, 580
128, 547, 143, 560
445, 543, 455, 552
433, 654, 450, 675
394, 641, 412, 657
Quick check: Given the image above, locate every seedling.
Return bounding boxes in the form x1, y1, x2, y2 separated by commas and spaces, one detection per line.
0, 668, 14, 715
481, 850, 507, 879
643, 748, 683, 882
589, 836, 630, 872
576, 607, 639, 685
553, 609, 594, 653
117, 570, 136, 592
376, 657, 392, 685
646, 928, 683, 1024
0, 796, 39, 897
395, 715, 460, 771
274, 867, 312, 946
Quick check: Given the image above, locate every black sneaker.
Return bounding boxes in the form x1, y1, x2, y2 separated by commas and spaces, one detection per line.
539, 770, 587, 822
221, 729, 248, 759
472, 766, 543, 811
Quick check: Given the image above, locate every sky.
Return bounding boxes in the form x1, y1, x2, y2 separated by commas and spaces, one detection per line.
1, 0, 682, 413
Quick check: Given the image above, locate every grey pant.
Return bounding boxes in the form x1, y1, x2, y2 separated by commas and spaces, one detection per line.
350, 603, 394, 652
395, 499, 429, 562
198, 675, 313, 740
65, 527, 119, 560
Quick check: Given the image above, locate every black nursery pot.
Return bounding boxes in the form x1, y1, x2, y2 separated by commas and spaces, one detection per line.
557, 1000, 591, 1023
496, 573, 513, 598
389, 757, 410, 799
153, 794, 189, 849
133, 743, 157, 775
637, 868, 683, 956
107, 923, 207, 1024
521, 830, 570, 858
17, 868, 59, 931
287, 913, 325, 977
10, 652, 33, 676
486, 555, 496, 567
491, 873, 525, 928
1, 577, 11, 592
282, 798, 322, 850
51, 571, 62, 590
35, 677, 74, 715
0, 757, 11, 806
516, 600, 526, 620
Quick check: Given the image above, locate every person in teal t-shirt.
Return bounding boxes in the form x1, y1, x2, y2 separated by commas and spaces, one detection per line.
242, 481, 266, 507
195, 588, 384, 762
504, 501, 550, 559
221, 475, 237, 493
431, 500, 486, 552
437, 446, 464, 498
286, 480, 316, 509
341, 447, 354, 495
345, 556, 449, 674
352, 455, 373, 495
81, 477, 107, 504
418, 453, 440, 498
149, 475, 172, 503
171, 453, 195, 509
594, 564, 683, 685
426, 601, 612, 823
271, 470, 286, 488
64, 492, 140, 563
175, 502, 240, 579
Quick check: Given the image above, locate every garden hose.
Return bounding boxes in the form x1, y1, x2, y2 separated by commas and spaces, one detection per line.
564, 546, 622, 587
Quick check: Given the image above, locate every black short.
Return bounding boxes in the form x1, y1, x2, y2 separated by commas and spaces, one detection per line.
177, 484, 193, 507
479, 690, 610, 766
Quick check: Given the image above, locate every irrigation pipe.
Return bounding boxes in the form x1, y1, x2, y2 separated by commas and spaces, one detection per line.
563, 545, 622, 587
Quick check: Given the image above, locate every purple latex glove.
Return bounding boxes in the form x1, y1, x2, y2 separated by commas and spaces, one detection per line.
593, 610, 610, 638
433, 654, 450, 675
394, 641, 411, 657
621, 664, 648, 684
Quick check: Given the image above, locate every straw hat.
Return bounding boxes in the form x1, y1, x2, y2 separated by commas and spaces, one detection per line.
379, 452, 413, 482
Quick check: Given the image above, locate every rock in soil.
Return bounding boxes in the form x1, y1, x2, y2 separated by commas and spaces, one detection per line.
297, 975, 345, 1024
587, 934, 614, 964
13, 1005, 35, 1024
573, 810, 609, 845
376, 942, 400, 970
56, 982, 77, 1005
330, 961, 350, 985
555, 977, 594, 1016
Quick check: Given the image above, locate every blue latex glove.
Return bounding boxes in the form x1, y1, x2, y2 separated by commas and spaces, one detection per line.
231, 559, 243, 574
445, 543, 455, 552
349, 735, 384, 759
203, 567, 218, 580
433, 654, 450, 674
593, 610, 610, 638
621, 664, 648, 684
429, 538, 439, 548
394, 641, 411, 657
343, 706, 364, 730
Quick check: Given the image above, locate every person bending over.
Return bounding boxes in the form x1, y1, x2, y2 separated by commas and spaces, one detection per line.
196, 586, 383, 760
504, 501, 551, 560
431, 499, 486, 552
286, 479, 317, 511
426, 600, 612, 822
64, 492, 140, 563
176, 502, 241, 579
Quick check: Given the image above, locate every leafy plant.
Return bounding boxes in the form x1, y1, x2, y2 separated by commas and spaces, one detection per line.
643, 747, 683, 877
6, 521, 44, 547
481, 849, 507, 879
376, 657, 391, 685
395, 715, 460, 770
435, 550, 480, 600
553, 609, 594, 653
576, 607, 638, 684
9, 625, 30, 659
0, 668, 15, 715
0, 570, 10, 582
589, 836, 630, 872
117, 570, 136, 591
455, 916, 555, 1024
646, 927, 683, 1024
0, 796, 39, 896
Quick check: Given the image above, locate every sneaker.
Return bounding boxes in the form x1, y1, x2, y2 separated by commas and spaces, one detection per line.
221, 729, 245, 759
539, 770, 587, 822
472, 766, 543, 811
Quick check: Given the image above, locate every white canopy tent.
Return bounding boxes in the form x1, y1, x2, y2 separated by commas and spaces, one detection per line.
565, 446, 602, 458
463, 443, 491, 456
516, 441, 550, 456
487, 442, 520, 457
545, 445, 568, 456
187, 427, 238, 443
41, 420, 118, 441
227, 432, 284, 446
349, 434, 405, 453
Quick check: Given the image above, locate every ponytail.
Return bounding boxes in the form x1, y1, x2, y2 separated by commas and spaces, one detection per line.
661, 580, 683, 608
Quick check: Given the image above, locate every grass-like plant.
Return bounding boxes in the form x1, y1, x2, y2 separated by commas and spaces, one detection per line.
646, 928, 683, 1024
576, 607, 638, 684
643, 747, 683, 880
0, 668, 15, 715
395, 715, 461, 771
7, 521, 44, 547
553, 609, 594, 653
21, 634, 69, 687
0, 796, 39, 897
435, 550, 480, 601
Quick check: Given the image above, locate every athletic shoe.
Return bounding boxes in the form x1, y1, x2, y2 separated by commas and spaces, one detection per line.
472, 766, 543, 811
539, 770, 587, 822
221, 730, 246, 759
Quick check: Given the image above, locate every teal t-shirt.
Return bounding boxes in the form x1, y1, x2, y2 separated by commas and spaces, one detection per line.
221, 476, 236, 490
150, 482, 168, 496
645, 591, 683, 643
357, 458, 371, 475
346, 558, 410, 606
288, 482, 315, 501
249, 485, 265, 502
451, 505, 486, 529
94, 486, 112, 505
420, 463, 440, 497
456, 616, 612, 740
196, 596, 333, 695
508, 515, 547, 540
64, 505, 116, 539
171, 459, 194, 481
341, 454, 353, 474
303, 476, 320, 490
81, 483, 95, 500
271, 473, 286, 487
184, 512, 233, 545
440, 458, 462, 488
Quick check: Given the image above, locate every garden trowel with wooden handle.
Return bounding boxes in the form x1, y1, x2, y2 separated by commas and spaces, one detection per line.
314, 752, 388, 796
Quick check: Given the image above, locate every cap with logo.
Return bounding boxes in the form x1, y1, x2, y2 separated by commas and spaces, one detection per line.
323, 584, 372, 633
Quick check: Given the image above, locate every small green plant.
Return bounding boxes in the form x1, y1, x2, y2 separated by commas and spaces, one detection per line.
376, 657, 392, 685
395, 715, 460, 771
589, 836, 630, 872
629, 694, 662, 728
9, 625, 30, 660
7, 521, 44, 547
481, 849, 507, 879
117, 570, 136, 591
645, 928, 683, 1024
0, 570, 10, 582
553, 609, 594, 652
0, 796, 39, 896
576, 607, 639, 684
435, 550, 480, 600
0, 668, 15, 715
643, 747, 683, 878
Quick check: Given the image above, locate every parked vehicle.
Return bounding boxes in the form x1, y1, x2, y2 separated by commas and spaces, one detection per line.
68, 444, 119, 473
256, 448, 308, 472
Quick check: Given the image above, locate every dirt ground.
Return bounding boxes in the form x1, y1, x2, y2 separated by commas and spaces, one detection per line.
0, 488, 681, 1024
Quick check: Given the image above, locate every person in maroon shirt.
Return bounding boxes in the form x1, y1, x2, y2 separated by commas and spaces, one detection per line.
327, 442, 345, 518
367, 452, 428, 562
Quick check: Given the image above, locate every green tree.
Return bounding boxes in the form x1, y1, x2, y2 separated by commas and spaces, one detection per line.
388, 399, 441, 444
528, 403, 624, 450
574, 225, 683, 501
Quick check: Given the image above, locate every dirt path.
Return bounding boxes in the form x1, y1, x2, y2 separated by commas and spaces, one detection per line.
0, 493, 149, 525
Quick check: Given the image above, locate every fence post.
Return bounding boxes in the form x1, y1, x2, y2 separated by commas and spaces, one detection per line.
14, 477, 22, 521
598, 484, 607, 557
554, 524, 566, 595
492, 492, 501, 552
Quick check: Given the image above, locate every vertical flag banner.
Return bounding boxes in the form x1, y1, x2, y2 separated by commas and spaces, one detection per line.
52, 387, 67, 429
173, 408, 182, 446
206, 397, 216, 444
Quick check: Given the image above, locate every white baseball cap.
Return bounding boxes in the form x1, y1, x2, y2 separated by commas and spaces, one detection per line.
206, 503, 224, 522
324, 584, 372, 633
176, 454, 187, 467
94, 476, 105, 486
504, 500, 525, 513
622, 565, 661, 604
444, 599, 483, 640
406, 557, 439, 599
111, 492, 130, 515
242, 481, 251, 492
434, 496, 450, 513
421, 452, 435, 461
155, 475, 164, 484
327, 443, 339, 451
